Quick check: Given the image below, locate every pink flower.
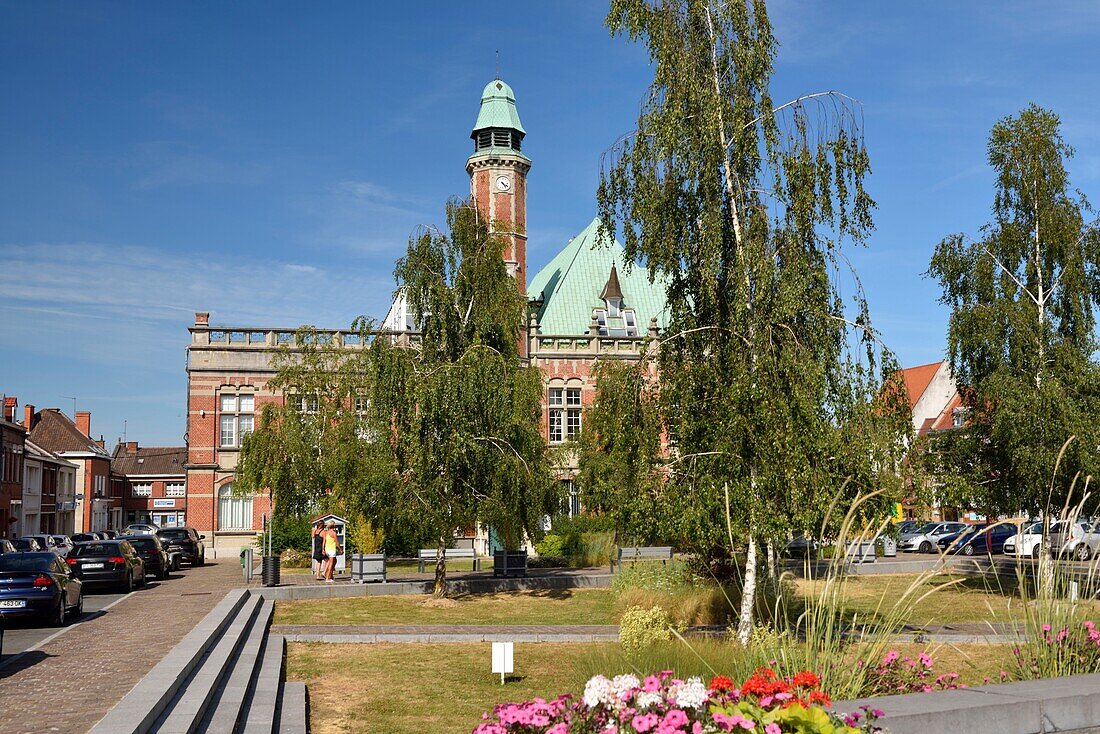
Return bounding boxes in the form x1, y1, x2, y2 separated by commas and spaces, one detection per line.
643, 676, 662, 692
765, 724, 782, 734
881, 650, 900, 666
632, 713, 659, 732
1042, 624, 1052, 633
547, 725, 569, 734
662, 709, 688, 728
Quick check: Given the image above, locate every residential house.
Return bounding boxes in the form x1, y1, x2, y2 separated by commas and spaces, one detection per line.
900, 360, 968, 522
1, 397, 26, 538
112, 442, 188, 528
23, 439, 79, 535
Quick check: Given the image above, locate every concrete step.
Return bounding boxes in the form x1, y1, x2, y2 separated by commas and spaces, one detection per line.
198, 598, 275, 734
153, 593, 265, 734
277, 682, 308, 734
89, 589, 252, 734
240, 634, 285, 734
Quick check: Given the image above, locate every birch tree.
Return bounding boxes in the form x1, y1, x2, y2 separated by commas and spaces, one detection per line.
597, 0, 906, 643
927, 104, 1100, 518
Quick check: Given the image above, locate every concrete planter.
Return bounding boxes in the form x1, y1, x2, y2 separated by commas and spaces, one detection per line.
493, 551, 528, 578
350, 553, 386, 584
845, 541, 876, 564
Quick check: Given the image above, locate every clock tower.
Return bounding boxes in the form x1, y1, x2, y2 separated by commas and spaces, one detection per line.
467, 78, 530, 296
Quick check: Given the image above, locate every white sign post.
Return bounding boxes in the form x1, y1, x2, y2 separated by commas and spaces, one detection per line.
491, 641, 514, 685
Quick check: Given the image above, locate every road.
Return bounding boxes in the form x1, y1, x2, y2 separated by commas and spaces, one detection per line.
0, 585, 131, 670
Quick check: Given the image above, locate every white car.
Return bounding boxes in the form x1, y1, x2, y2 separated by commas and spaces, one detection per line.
1049, 521, 1100, 561
1003, 521, 1043, 558
897, 522, 969, 553
124, 523, 161, 536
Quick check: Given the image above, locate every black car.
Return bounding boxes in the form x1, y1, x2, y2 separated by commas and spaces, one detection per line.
0, 552, 83, 625
71, 533, 98, 543
156, 527, 206, 566
0, 539, 16, 554
11, 538, 42, 552
100, 530, 119, 539
118, 535, 171, 579
67, 540, 146, 591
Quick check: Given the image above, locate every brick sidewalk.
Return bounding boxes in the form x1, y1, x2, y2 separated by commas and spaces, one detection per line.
0, 560, 245, 734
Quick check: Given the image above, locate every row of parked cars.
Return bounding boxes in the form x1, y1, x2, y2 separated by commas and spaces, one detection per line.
897, 519, 1100, 560
0, 524, 209, 626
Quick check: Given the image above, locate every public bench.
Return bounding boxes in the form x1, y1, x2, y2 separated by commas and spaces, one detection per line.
417, 547, 482, 573
613, 545, 674, 572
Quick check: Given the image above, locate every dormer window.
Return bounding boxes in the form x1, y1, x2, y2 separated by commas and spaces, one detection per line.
606, 297, 622, 318
593, 309, 608, 336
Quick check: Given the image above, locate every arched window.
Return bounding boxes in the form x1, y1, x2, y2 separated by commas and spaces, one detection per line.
218, 483, 253, 531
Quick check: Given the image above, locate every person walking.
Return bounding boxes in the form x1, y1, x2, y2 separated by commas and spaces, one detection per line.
310, 520, 325, 580
322, 520, 340, 582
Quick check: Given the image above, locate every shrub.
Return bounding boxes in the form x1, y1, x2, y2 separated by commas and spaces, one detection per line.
861, 650, 965, 695
348, 514, 384, 554
255, 514, 311, 555
619, 605, 674, 652
534, 533, 569, 557
279, 548, 310, 568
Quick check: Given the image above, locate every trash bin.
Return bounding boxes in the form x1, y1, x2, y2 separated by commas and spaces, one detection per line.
261, 555, 280, 587
878, 537, 898, 558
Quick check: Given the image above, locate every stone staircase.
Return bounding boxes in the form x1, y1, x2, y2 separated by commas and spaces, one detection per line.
89, 589, 308, 734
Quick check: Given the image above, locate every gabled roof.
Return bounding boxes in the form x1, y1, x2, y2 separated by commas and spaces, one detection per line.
25, 439, 78, 468
930, 393, 965, 432
528, 218, 670, 336
900, 361, 945, 409
28, 409, 109, 457
111, 445, 187, 477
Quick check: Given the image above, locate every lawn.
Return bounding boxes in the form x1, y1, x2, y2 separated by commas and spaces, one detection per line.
273, 588, 617, 626
286, 641, 1015, 734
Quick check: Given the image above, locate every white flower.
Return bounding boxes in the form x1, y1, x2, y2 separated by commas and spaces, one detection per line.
635, 691, 664, 709
611, 674, 641, 702
671, 677, 709, 710
584, 675, 614, 708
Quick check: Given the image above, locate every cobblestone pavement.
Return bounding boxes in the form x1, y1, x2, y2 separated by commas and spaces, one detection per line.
0, 559, 245, 734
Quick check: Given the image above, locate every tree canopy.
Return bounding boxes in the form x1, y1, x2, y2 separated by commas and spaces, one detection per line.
926, 104, 1100, 516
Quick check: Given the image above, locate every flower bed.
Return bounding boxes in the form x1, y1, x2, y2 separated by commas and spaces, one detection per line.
474, 668, 883, 733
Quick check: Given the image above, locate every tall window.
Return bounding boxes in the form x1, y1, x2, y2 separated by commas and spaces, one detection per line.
218, 483, 253, 530
548, 387, 582, 443
219, 393, 254, 448
165, 482, 186, 498
354, 395, 372, 440
131, 483, 152, 498
563, 479, 580, 517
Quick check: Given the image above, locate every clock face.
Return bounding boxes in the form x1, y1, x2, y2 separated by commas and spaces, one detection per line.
495, 175, 511, 192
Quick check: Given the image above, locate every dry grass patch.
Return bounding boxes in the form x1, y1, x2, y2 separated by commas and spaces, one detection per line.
274, 588, 616, 626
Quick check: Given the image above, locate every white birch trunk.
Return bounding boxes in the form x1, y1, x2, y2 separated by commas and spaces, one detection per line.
737, 535, 758, 645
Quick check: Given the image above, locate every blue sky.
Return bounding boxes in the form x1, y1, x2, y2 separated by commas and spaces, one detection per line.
2, 1, 1099, 446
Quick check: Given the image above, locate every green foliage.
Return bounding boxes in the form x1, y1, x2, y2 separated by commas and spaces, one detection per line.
610, 561, 697, 595
348, 514, 384, 554
618, 604, 674, 651
549, 513, 616, 535
533, 530, 616, 568
254, 514, 311, 555
925, 104, 1100, 516
595, 0, 910, 638
534, 533, 571, 558
279, 548, 310, 568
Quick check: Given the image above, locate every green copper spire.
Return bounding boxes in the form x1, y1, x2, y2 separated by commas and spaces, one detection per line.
472, 79, 526, 135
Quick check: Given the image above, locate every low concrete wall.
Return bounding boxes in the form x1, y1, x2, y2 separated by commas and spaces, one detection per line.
253, 572, 612, 600
835, 674, 1100, 734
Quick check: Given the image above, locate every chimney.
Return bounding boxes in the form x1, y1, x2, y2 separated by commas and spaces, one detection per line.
195, 311, 210, 326
125, 441, 139, 453
76, 411, 91, 437
3, 396, 15, 423
23, 404, 35, 431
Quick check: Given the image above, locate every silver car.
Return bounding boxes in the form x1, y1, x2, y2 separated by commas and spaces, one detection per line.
1048, 521, 1100, 561
898, 522, 969, 553
20, 534, 65, 557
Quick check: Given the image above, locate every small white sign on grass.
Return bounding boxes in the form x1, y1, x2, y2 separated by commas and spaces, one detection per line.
492, 641, 514, 684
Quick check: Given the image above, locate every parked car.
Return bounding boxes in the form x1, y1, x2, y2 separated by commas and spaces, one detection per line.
1048, 521, 1100, 561
124, 523, 160, 536
899, 521, 938, 546
11, 537, 43, 552
118, 535, 171, 579
895, 520, 920, 536
71, 533, 98, 543
50, 535, 75, 557
1003, 521, 1044, 558
156, 527, 206, 566
898, 522, 969, 553
938, 523, 1016, 555
100, 530, 119, 539
67, 540, 146, 591
0, 539, 16, 554
21, 535, 64, 557
0, 551, 83, 625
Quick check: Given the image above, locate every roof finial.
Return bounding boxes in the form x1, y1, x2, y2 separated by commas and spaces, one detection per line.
495, 49, 500, 80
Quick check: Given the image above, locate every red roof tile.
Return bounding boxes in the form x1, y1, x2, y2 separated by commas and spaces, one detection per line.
901, 361, 945, 409
28, 409, 108, 456
111, 445, 186, 476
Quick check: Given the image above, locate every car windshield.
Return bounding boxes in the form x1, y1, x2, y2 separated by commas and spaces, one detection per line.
0, 554, 53, 572
918, 523, 938, 533
12, 539, 36, 549
159, 529, 189, 540
73, 543, 120, 556
51, 536, 68, 543
127, 538, 158, 550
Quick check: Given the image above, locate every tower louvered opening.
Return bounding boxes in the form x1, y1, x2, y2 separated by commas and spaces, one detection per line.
473, 127, 522, 153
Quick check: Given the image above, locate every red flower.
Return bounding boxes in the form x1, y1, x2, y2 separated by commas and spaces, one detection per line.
792, 671, 821, 689
709, 675, 735, 692
809, 690, 832, 707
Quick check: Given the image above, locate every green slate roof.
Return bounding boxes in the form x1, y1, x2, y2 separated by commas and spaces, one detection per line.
528, 218, 670, 336
472, 79, 526, 134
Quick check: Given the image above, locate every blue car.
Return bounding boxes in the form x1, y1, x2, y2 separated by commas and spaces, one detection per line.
0, 552, 84, 626
937, 523, 1016, 555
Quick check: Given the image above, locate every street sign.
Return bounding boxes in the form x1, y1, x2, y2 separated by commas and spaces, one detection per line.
491, 641, 514, 685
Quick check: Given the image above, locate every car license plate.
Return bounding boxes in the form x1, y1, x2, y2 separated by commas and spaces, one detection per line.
83, 562, 104, 569
0, 599, 26, 608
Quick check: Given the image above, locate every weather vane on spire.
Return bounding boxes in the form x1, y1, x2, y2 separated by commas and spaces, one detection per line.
495, 49, 500, 80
